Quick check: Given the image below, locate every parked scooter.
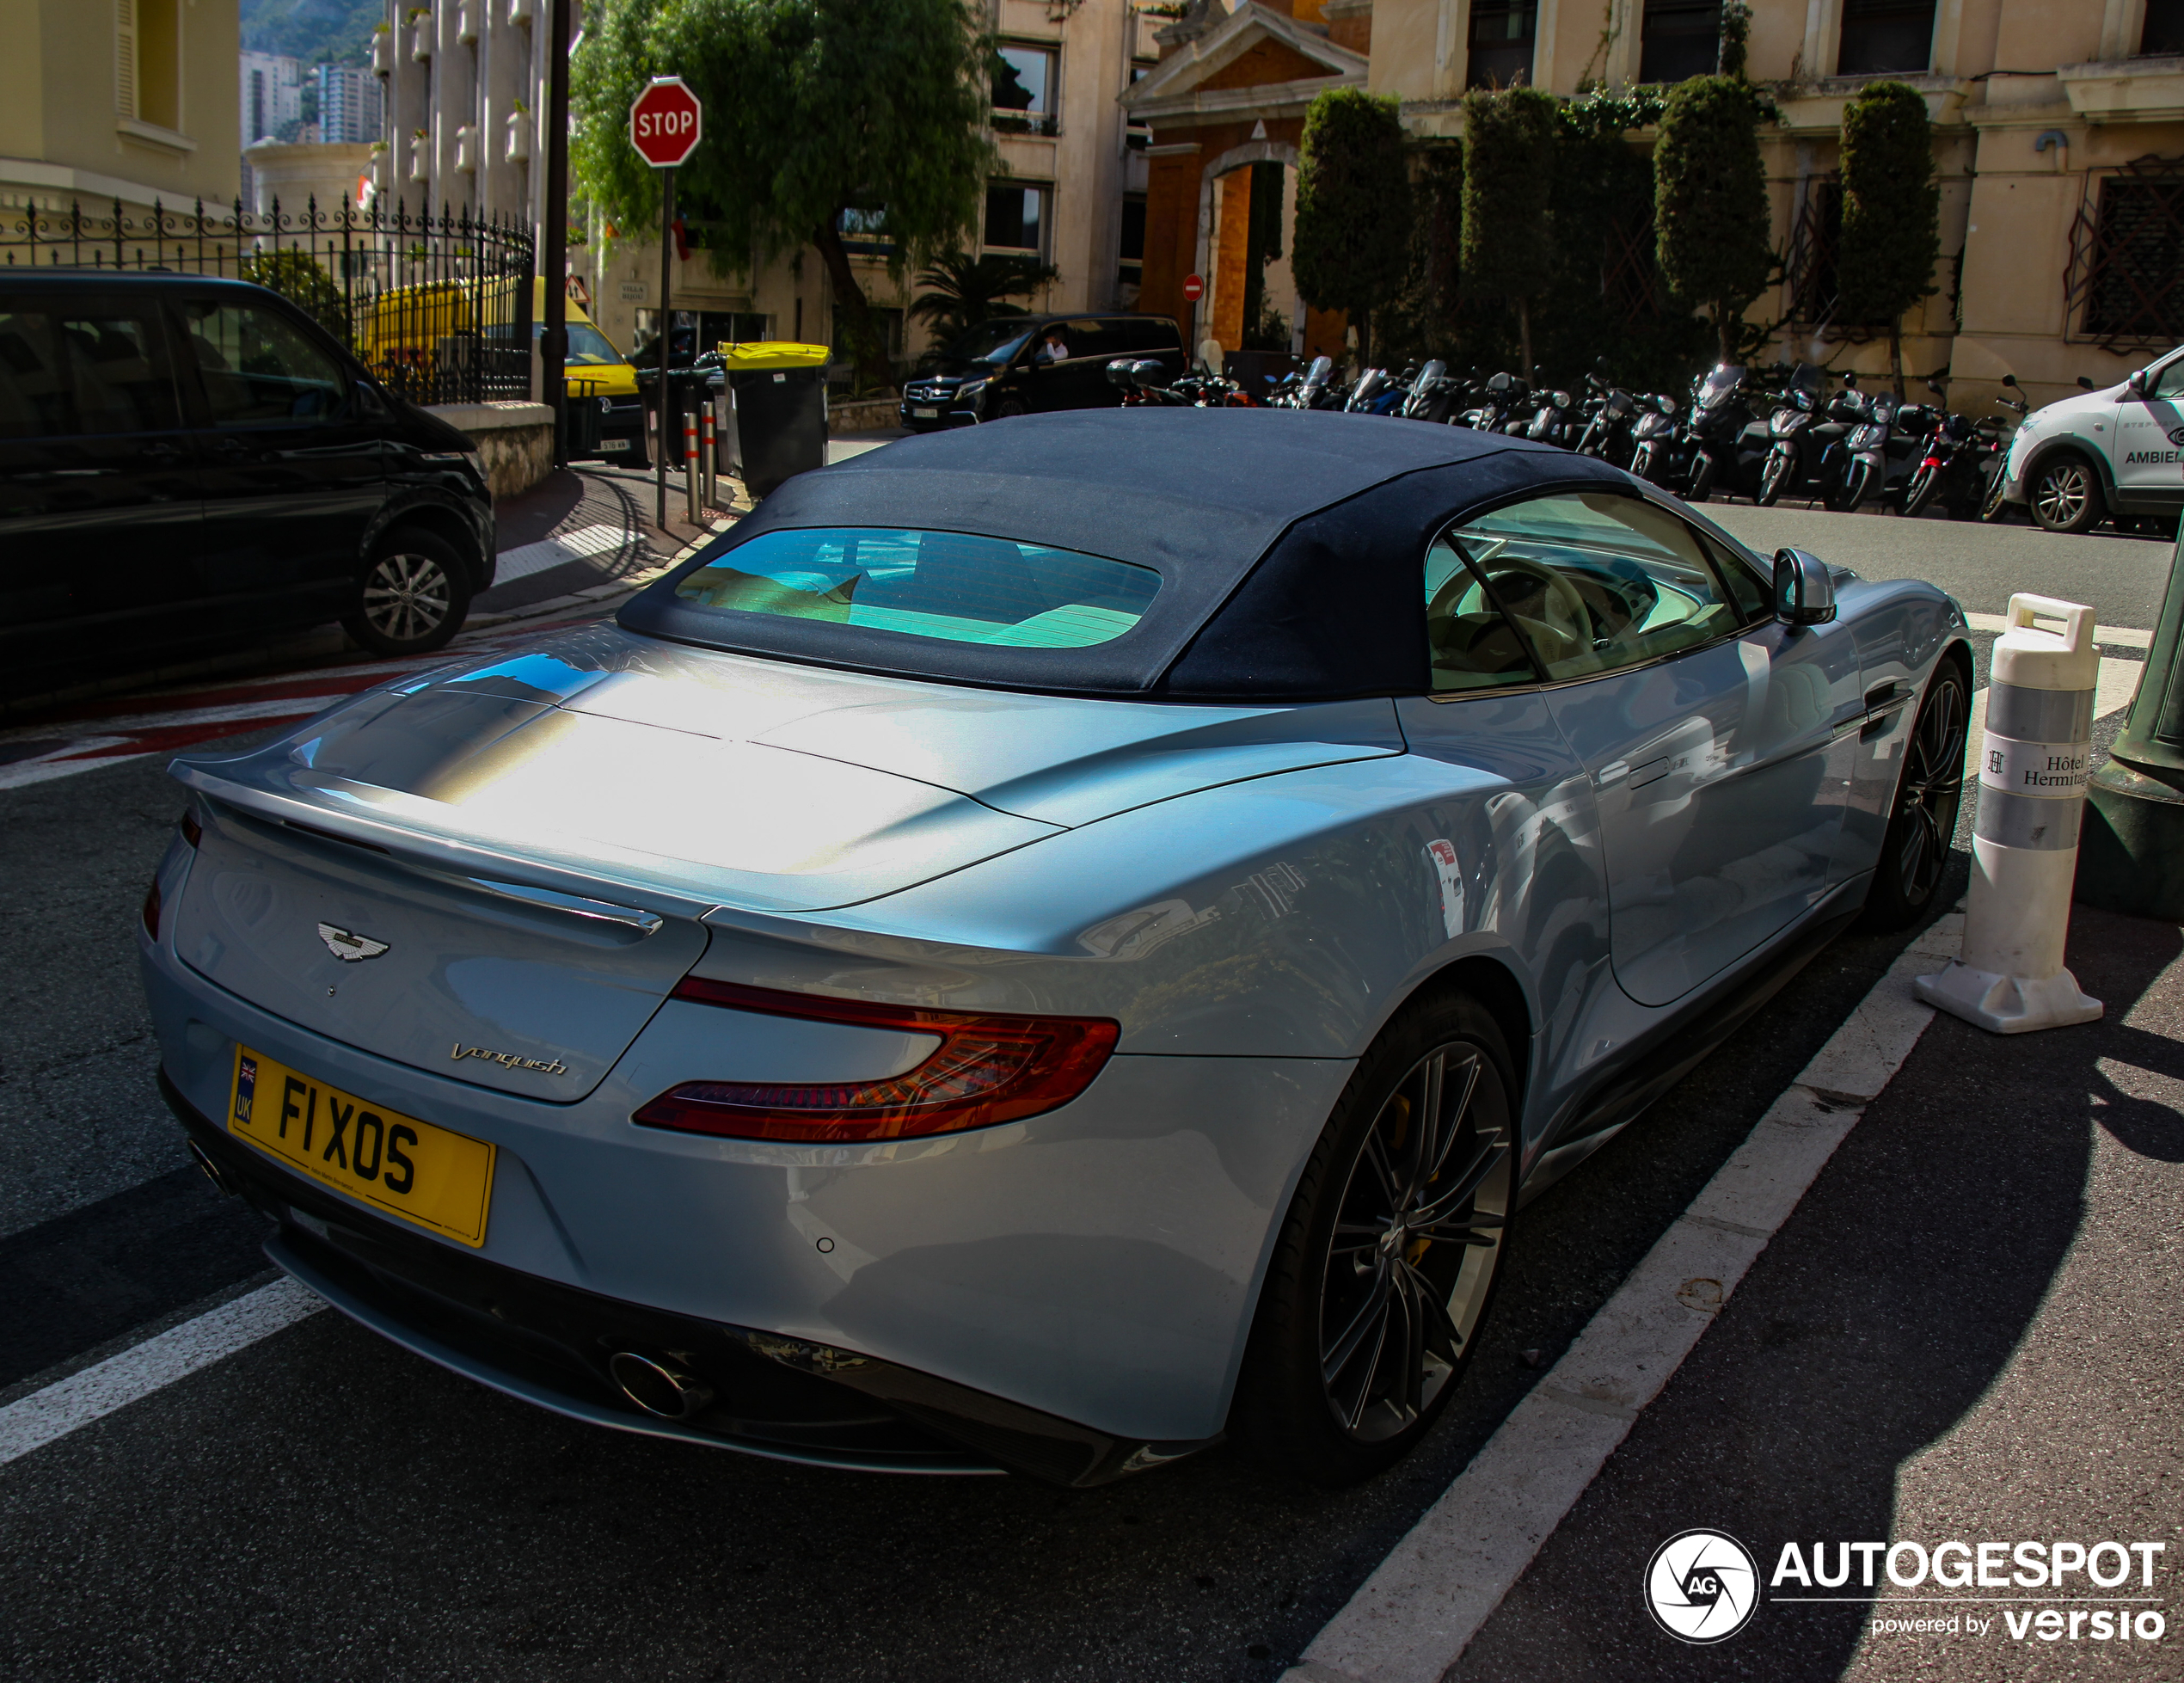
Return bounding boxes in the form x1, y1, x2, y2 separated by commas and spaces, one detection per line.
1831, 384, 1916, 513
1401, 359, 1464, 423
1628, 393, 1683, 485
1758, 365, 1860, 507
1678, 365, 1761, 503
1525, 385, 1582, 448
1274, 354, 1349, 410
1345, 366, 1407, 415
1458, 372, 1530, 433
1572, 375, 1641, 466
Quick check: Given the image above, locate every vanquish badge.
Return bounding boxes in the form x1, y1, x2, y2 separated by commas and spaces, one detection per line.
1646, 1529, 1761, 1644
318, 923, 390, 962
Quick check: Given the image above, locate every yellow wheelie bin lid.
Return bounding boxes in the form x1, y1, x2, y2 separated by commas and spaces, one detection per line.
715, 341, 831, 372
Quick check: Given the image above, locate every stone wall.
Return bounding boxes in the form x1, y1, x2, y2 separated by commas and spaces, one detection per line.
827, 396, 899, 433
426, 402, 555, 500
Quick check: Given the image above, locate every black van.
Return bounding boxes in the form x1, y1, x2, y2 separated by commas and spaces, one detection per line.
0, 273, 496, 702
899, 313, 1187, 431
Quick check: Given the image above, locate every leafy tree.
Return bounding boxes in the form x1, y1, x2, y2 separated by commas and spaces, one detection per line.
1716, 0, 1752, 77
572, 0, 997, 390
906, 249, 1057, 347
1460, 86, 1557, 378
1837, 80, 1941, 395
1653, 75, 1774, 364
1292, 89, 1410, 366
242, 248, 350, 344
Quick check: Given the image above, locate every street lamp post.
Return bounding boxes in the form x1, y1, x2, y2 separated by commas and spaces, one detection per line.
2077, 525, 2184, 918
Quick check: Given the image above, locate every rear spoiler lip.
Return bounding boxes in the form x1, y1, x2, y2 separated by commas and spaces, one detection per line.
169, 758, 725, 924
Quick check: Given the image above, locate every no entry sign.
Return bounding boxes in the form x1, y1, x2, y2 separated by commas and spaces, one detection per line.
630, 77, 702, 169
1181, 273, 1204, 303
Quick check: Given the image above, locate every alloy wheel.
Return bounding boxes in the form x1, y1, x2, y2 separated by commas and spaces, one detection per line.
1319, 1042, 1512, 1444
1892, 672, 1967, 906
2033, 462, 2093, 530
360, 550, 455, 645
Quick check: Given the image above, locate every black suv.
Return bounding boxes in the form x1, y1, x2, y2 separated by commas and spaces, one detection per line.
0, 273, 496, 702
899, 313, 1187, 431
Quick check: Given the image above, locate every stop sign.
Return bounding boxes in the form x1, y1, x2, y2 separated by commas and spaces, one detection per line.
630, 77, 702, 169
1181, 273, 1204, 303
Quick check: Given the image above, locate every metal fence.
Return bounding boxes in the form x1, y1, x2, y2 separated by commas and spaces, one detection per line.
0, 194, 536, 408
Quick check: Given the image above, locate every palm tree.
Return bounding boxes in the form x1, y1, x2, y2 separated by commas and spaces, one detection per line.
907, 249, 1058, 348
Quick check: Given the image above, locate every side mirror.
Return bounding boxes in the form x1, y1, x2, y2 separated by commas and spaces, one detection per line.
2002, 374, 2020, 388
2127, 369, 2150, 396
1774, 548, 1837, 628
1926, 378, 1945, 395
2077, 375, 2097, 391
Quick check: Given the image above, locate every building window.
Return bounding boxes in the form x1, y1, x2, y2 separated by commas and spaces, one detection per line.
1466, 0, 1537, 88
985, 182, 1050, 256
119, 0, 181, 128
994, 43, 1058, 137
2144, 0, 2184, 55
1639, 0, 1721, 83
1836, 0, 1936, 77
837, 205, 893, 256
1117, 192, 1146, 304
1126, 62, 1155, 151
2072, 164, 2184, 345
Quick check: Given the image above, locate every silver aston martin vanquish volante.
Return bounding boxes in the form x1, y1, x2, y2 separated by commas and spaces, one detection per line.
142, 409, 1971, 1487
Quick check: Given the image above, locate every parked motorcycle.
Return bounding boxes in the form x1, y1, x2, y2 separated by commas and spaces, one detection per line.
1572, 375, 1641, 466
1628, 393, 1684, 486
1457, 371, 1530, 433
1401, 359, 1464, 423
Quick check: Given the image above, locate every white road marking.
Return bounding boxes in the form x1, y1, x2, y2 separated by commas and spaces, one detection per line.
494, 521, 629, 584
1283, 912, 1966, 1683
0, 1279, 325, 1469
1963, 611, 2150, 649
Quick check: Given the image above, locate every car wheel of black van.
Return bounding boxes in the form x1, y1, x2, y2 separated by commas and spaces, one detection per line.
991, 396, 1028, 421
1230, 990, 1516, 1486
1858, 658, 1970, 931
2028, 454, 2105, 534
342, 529, 475, 657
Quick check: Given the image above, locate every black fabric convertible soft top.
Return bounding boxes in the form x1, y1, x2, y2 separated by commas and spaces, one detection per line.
620, 408, 1630, 701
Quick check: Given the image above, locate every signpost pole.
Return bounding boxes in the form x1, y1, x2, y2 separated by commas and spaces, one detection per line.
540, 0, 572, 467
655, 166, 674, 535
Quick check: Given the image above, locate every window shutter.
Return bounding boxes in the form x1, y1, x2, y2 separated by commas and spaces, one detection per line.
114, 0, 138, 118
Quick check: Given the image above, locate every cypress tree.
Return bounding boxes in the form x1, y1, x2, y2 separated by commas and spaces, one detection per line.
1293, 89, 1411, 366
1653, 75, 1774, 365
1459, 85, 1558, 379
1837, 80, 1942, 395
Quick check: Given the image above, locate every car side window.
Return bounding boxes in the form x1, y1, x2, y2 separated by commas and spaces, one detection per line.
181, 301, 347, 427
2150, 358, 2184, 401
1700, 531, 1775, 623
1445, 492, 1745, 683
1424, 531, 1543, 694
0, 301, 179, 439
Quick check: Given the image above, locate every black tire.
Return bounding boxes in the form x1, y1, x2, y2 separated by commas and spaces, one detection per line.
1859, 659, 1970, 931
1758, 449, 1792, 507
1229, 989, 1516, 1485
1980, 468, 2015, 523
1828, 461, 1869, 513
1685, 453, 1717, 504
991, 397, 1028, 421
342, 527, 475, 657
1903, 464, 1943, 519
2028, 453, 2105, 534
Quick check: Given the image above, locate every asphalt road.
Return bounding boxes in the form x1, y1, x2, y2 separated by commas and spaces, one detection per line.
0, 511, 2175, 1681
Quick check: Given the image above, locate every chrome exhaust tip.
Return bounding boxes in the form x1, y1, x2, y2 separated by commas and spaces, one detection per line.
609, 1352, 715, 1420
186, 1141, 236, 1197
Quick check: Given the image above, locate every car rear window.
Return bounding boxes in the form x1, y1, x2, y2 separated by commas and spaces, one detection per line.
672, 527, 1161, 649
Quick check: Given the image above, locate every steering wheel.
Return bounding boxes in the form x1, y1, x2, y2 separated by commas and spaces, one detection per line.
1481, 556, 1591, 650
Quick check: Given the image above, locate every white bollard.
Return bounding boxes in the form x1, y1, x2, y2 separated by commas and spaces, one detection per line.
1916, 593, 2103, 1034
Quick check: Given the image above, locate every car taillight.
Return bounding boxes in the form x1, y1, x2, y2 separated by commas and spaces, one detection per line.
635, 977, 1120, 1143
143, 809, 202, 939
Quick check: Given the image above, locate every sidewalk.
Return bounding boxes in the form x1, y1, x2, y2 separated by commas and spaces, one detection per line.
1421, 904, 2182, 1680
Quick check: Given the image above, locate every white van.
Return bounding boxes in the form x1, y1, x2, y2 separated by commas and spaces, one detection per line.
1999, 344, 2184, 533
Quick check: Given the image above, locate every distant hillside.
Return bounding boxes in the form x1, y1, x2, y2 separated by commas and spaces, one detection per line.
240, 0, 382, 66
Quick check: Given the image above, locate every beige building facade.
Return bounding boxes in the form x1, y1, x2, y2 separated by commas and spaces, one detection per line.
1, 0, 241, 224
1362, 0, 2184, 409
574, 0, 1160, 384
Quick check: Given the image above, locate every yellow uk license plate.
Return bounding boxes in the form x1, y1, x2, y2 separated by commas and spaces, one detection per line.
228, 1047, 495, 1248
